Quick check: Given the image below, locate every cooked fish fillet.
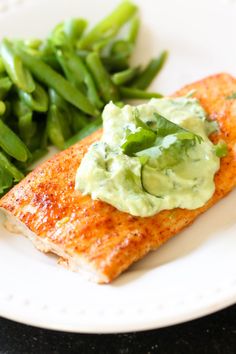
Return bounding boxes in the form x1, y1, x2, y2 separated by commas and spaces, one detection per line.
1, 73, 236, 283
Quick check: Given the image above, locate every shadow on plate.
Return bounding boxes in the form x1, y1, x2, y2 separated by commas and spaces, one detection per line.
113, 190, 236, 287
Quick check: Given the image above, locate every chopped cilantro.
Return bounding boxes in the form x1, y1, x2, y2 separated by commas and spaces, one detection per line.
226, 92, 236, 100
121, 112, 203, 168
214, 140, 228, 158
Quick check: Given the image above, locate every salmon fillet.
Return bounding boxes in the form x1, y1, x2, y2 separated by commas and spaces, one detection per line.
1, 73, 236, 283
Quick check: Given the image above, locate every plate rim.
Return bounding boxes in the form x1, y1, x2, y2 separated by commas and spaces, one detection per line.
0, 0, 236, 333
0, 292, 235, 333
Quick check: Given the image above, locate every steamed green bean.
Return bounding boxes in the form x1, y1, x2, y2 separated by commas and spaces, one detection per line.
0, 101, 6, 115
131, 51, 168, 89
58, 109, 72, 141
101, 54, 129, 72
24, 39, 42, 50
56, 48, 103, 108
70, 107, 88, 132
77, 1, 138, 49
49, 88, 73, 128
127, 14, 140, 44
47, 105, 66, 149
1, 39, 35, 93
0, 151, 24, 181
18, 112, 36, 146
0, 57, 5, 74
0, 100, 11, 120
86, 52, 120, 102
64, 18, 87, 45
64, 117, 102, 148
112, 67, 140, 86
0, 120, 30, 162
13, 98, 31, 117
19, 82, 49, 112
0, 77, 12, 100
14, 45, 99, 116
0, 165, 13, 195
110, 40, 133, 58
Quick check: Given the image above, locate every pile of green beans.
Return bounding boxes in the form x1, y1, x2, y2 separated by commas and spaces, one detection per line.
0, 0, 168, 195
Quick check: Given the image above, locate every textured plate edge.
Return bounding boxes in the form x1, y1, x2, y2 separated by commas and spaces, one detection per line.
0, 290, 235, 333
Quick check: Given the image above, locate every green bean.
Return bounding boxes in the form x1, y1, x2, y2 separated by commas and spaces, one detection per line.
37, 40, 61, 70
70, 107, 88, 133
127, 14, 140, 44
0, 101, 6, 115
49, 91, 72, 140
58, 111, 72, 140
39, 121, 48, 149
0, 100, 11, 120
115, 101, 125, 108
49, 89, 86, 136
13, 39, 41, 57
112, 66, 140, 86
1, 39, 35, 93
19, 82, 49, 112
110, 40, 133, 58
0, 164, 13, 194
53, 52, 83, 89
47, 105, 65, 149
18, 112, 34, 136
64, 18, 87, 44
0, 151, 24, 181
56, 48, 103, 109
77, 1, 138, 49
0, 57, 5, 74
24, 39, 42, 50
0, 119, 30, 161
18, 112, 36, 146
64, 117, 102, 148
13, 98, 31, 117
76, 49, 91, 59
109, 15, 139, 58
120, 86, 163, 99
41, 54, 61, 71
0, 77, 12, 100
101, 54, 129, 72
39, 39, 54, 56
49, 88, 69, 108
86, 52, 119, 102
49, 22, 67, 49
131, 51, 168, 89
92, 36, 114, 52
24, 120, 47, 152
50, 19, 83, 50
16, 41, 60, 70
51, 19, 87, 49
14, 45, 99, 116
49, 89, 73, 128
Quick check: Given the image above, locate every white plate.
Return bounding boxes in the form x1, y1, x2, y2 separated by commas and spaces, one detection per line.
0, 0, 236, 333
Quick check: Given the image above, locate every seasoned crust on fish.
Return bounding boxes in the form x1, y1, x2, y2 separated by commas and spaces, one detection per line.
1, 73, 236, 283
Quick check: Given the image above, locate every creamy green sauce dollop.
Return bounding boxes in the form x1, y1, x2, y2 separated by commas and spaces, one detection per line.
75, 97, 220, 217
